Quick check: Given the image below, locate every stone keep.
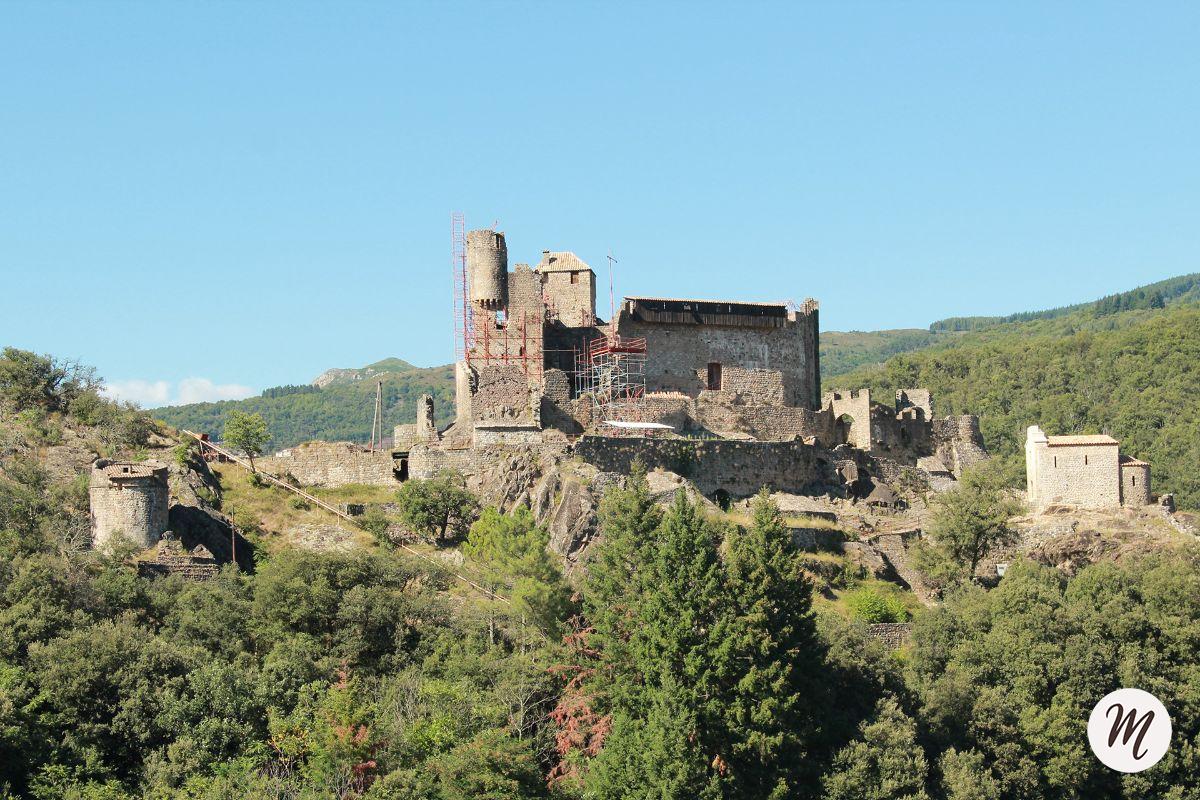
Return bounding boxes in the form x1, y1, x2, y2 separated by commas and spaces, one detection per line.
89, 460, 169, 550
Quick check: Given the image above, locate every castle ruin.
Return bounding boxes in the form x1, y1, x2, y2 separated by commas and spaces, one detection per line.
356, 226, 988, 501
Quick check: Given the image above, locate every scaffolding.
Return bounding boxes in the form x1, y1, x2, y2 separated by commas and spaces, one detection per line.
575, 334, 648, 430
451, 212, 472, 363
471, 309, 543, 378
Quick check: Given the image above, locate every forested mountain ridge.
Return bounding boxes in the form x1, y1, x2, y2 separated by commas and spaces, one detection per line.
929, 272, 1200, 332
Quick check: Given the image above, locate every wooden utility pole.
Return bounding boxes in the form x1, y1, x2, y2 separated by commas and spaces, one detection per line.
607, 251, 617, 325
370, 380, 383, 451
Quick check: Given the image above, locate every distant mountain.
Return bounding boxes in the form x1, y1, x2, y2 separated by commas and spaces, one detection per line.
312, 357, 418, 388
151, 360, 455, 451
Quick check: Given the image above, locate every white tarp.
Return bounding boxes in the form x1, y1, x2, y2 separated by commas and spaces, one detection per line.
602, 420, 674, 430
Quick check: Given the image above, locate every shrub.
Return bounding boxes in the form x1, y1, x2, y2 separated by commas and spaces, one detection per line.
846, 586, 909, 624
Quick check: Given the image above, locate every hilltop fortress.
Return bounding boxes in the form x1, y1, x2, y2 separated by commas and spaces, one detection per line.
263, 227, 987, 501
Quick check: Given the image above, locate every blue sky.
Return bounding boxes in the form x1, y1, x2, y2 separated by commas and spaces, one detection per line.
2, 2, 1198, 406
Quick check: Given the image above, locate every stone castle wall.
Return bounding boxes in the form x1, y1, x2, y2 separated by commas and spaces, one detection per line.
865, 622, 913, 649
259, 442, 396, 487
932, 415, 988, 475
542, 269, 596, 327
618, 309, 819, 410
826, 390, 873, 449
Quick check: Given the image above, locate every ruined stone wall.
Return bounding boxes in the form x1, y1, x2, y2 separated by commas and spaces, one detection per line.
640, 394, 694, 430
573, 436, 830, 497
138, 533, 220, 580
89, 462, 169, 551
394, 394, 440, 452
259, 442, 397, 487
407, 442, 570, 481
693, 396, 833, 442
618, 310, 819, 410
867, 405, 933, 460
865, 622, 913, 649
826, 390, 873, 449
932, 415, 988, 475
1120, 462, 1152, 506
895, 389, 932, 418
472, 364, 539, 426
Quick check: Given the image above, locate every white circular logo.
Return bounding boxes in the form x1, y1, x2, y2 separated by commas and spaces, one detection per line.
1087, 688, 1172, 772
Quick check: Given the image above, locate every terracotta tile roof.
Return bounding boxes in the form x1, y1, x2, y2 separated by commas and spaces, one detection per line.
1119, 455, 1151, 466
1046, 434, 1119, 447
536, 251, 592, 272
100, 462, 163, 479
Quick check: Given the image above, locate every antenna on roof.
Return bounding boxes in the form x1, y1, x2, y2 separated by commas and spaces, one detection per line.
607, 250, 618, 327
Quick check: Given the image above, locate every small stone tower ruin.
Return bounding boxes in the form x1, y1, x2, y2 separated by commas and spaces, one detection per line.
89, 459, 169, 551
467, 229, 508, 311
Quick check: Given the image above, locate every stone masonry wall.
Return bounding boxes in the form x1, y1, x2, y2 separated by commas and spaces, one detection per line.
865, 622, 913, 649
473, 364, 538, 425
259, 442, 397, 487
89, 462, 169, 551
542, 269, 596, 327
826, 390, 873, 449
1120, 462, 1152, 506
619, 311, 818, 410
1029, 442, 1121, 509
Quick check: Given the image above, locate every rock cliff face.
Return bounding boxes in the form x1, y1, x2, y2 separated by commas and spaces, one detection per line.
458, 449, 608, 567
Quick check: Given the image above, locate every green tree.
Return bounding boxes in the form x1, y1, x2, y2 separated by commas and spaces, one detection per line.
395, 471, 478, 543
222, 411, 270, 471
0, 348, 97, 413
711, 489, 827, 798
584, 490, 829, 799
914, 463, 1022, 586
820, 698, 930, 800
462, 506, 571, 645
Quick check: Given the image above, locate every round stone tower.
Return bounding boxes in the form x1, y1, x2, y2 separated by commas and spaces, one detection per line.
89, 459, 170, 551
467, 229, 508, 310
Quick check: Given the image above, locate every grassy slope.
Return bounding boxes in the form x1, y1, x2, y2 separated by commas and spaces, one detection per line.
831, 304, 1200, 509
152, 363, 455, 450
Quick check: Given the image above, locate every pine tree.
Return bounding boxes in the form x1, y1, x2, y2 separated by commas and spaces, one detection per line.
712, 489, 824, 798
